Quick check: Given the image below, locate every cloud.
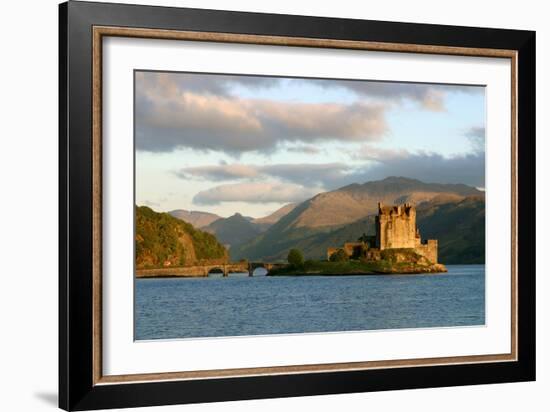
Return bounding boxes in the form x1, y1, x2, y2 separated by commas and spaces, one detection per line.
136, 72, 483, 112
135, 71, 278, 98
136, 90, 387, 153
191, 151, 485, 206
464, 126, 485, 153
329, 81, 446, 111
175, 164, 260, 181
353, 144, 409, 161
262, 163, 351, 187
192, 151, 485, 205
285, 144, 321, 154
319, 80, 483, 112
135, 72, 484, 154
176, 162, 354, 188
143, 200, 160, 207
193, 182, 321, 205
353, 149, 485, 188
177, 143, 485, 191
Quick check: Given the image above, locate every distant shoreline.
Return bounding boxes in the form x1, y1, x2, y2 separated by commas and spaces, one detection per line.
136, 273, 207, 279
136, 269, 244, 279
267, 259, 447, 276
135, 270, 447, 279
267, 269, 446, 277
136, 261, 450, 278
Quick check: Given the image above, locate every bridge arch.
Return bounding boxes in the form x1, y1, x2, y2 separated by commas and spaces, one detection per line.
248, 262, 267, 276
248, 262, 287, 276
251, 267, 268, 276
207, 267, 226, 277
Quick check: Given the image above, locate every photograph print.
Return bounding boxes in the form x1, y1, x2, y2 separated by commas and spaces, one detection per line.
134, 70, 486, 341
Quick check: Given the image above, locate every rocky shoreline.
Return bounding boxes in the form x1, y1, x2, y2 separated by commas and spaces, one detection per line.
267, 261, 447, 276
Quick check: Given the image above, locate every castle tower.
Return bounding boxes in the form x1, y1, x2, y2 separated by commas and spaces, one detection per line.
375, 202, 418, 250
327, 201, 439, 264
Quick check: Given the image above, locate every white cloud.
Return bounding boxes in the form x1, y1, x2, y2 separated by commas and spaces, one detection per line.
175, 164, 260, 181
176, 162, 355, 188
285, 144, 321, 154
143, 200, 160, 207
135, 71, 278, 97
353, 144, 410, 161
193, 182, 322, 205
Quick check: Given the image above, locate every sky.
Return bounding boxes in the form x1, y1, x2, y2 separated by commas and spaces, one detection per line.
135, 71, 485, 219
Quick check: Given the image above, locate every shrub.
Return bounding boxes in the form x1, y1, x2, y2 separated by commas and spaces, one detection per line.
287, 248, 304, 266
380, 249, 395, 262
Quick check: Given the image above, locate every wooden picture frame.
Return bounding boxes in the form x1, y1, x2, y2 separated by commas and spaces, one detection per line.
59, 1, 535, 410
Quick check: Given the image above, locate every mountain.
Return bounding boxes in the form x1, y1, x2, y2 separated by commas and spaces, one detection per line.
203, 213, 263, 252
168, 209, 221, 228
233, 177, 484, 263
240, 215, 377, 262
252, 203, 297, 232
136, 206, 227, 269
416, 195, 485, 264
290, 176, 481, 229
166, 203, 297, 256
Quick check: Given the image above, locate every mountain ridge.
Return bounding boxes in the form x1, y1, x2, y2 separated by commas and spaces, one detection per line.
290, 176, 483, 229
203, 213, 263, 251
233, 177, 484, 264
168, 209, 221, 228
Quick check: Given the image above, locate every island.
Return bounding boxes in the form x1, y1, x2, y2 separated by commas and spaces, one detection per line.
269, 203, 447, 276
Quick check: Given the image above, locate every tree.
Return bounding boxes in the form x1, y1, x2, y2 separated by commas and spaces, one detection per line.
287, 248, 304, 267
329, 249, 348, 262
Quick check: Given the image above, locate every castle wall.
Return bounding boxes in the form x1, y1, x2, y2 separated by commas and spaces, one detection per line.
344, 242, 366, 258
327, 243, 367, 260
414, 240, 438, 264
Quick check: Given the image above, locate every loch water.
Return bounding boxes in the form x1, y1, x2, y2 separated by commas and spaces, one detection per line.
135, 264, 485, 340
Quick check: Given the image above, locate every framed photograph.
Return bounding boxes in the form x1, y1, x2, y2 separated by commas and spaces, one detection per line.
59, 1, 535, 410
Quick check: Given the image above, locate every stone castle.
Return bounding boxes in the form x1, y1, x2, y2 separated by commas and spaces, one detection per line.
327, 202, 438, 263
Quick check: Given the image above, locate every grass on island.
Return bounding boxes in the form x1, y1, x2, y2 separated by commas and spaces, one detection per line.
268, 259, 440, 276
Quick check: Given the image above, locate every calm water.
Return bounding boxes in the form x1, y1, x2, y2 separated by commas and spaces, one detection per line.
135, 264, 485, 340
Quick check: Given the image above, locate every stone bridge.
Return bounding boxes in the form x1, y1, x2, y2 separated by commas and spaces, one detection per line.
136, 261, 287, 278
248, 262, 287, 275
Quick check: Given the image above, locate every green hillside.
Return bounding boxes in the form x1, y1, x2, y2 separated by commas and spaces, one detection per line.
203, 213, 262, 253
232, 214, 376, 262
136, 206, 227, 269
416, 196, 485, 264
